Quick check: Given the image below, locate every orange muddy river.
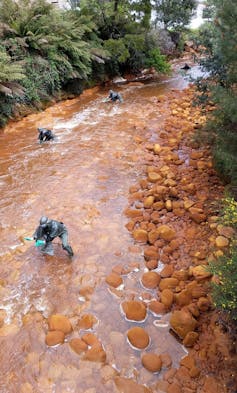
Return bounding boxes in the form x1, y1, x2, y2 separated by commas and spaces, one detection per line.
0, 65, 202, 393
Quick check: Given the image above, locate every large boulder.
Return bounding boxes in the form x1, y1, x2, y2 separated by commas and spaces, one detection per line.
127, 327, 150, 349
170, 310, 197, 339
122, 300, 147, 321
141, 353, 162, 373
48, 314, 72, 334
45, 331, 65, 346
141, 271, 161, 289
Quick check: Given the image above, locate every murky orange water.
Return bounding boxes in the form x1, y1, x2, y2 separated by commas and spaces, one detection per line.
0, 66, 200, 392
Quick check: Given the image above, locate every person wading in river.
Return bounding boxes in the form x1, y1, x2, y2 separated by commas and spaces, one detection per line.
38, 127, 55, 144
106, 90, 123, 103
33, 216, 74, 257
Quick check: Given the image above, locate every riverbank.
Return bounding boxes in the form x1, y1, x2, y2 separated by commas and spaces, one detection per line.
116, 85, 237, 392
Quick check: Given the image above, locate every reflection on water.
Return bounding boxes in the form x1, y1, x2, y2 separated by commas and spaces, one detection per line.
0, 69, 195, 392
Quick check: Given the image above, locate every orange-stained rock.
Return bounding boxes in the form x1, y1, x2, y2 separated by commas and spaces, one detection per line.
159, 278, 179, 291
197, 297, 211, 312
69, 338, 88, 354
148, 172, 162, 183
125, 209, 143, 218
175, 289, 192, 306
189, 207, 206, 223
78, 314, 97, 330
153, 201, 165, 210
189, 366, 201, 378
157, 225, 176, 241
215, 236, 229, 248
160, 353, 172, 368
83, 343, 106, 363
127, 327, 150, 350
170, 310, 197, 339
187, 303, 200, 318
160, 289, 174, 308
153, 143, 162, 154
141, 353, 162, 372
202, 376, 223, 393
144, 196, 155, 208
154, 186, 168, 199
81, 333, 100, 346
170, 239, 180, 250
183, 331, 199, 347
148, 300, 166, 315
190, 265, 212, 281
48, 314, 72, 334
133, 229, 148, 242
79, 286, 94, 299
45, 330, 65, 346
180, 354, 196, 369
145, 259, 158, 270
167, 382, 182, 393
148, 229, 160, 244
144, 246, 159, 260
160, 264, 174, 278
165, 200, 172, 211
122, 300, 147, 321
184, 199, 195, 210
141, 271, 161, 289
217, 225, 235, 239
114, 376, 152, 393
105, 272, 123, 288
172, 270, 189, 281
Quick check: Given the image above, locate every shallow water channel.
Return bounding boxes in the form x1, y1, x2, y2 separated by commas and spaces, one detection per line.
0, 65, 201, 392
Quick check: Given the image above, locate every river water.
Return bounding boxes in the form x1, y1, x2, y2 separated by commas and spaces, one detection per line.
0, 65, 201, 392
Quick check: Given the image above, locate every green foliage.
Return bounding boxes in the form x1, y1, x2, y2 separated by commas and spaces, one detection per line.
0, 45, 25, 90
208, 196, 237, 320
209, 247, 237, 320
220, 195, 237, 230
196, 0, 237, 188
152, 0, 197, 30
145, 48, 170, 73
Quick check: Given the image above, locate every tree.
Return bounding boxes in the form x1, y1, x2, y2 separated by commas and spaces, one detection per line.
153, 0, 197, 30
198, 0, 237, 187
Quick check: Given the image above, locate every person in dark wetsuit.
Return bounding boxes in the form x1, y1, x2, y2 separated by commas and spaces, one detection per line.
107, 90, 123, 103
33, 216, 74, 257
38, 128, 55, 144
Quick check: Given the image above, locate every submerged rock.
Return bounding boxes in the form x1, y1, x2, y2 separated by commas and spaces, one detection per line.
141, 353, 162, 372
48, 314, 72, 334
122, 300, 147, 321
69, 338, 88, 354
45, 330, 65, 346
83, 343, 106, 363
127, 326, 150, 349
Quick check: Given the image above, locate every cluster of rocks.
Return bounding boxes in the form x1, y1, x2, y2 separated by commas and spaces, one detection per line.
45, 313, 106, 363
104, 86, 236, 392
